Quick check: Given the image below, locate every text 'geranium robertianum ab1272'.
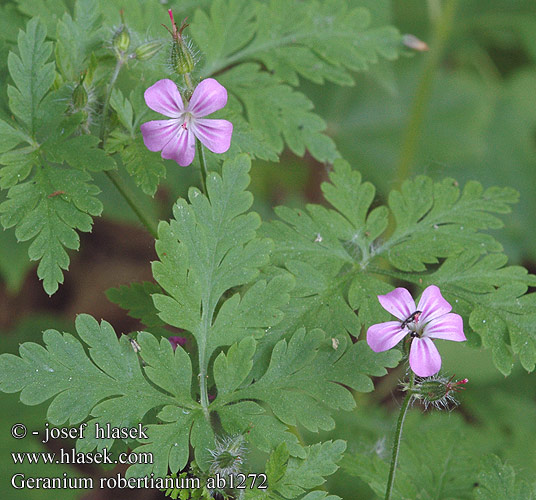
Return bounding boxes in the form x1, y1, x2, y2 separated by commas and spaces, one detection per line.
367, 285, 466, 377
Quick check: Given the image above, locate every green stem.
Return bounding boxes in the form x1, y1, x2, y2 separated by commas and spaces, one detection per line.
394, 0, 459, 188
196, 140, 209, 194
385, 371, 415, 500
98, 57, 159, 238
198, 352, 210, 422
105, 170, 158, 239
99, 59, 123, 147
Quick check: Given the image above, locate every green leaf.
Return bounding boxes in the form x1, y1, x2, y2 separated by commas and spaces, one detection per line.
219, 64, 338, 163
191, 0, 401, 163
152, 154, 279, 362
247, 441, 345, 499
0, 147, 38, 189
0, 315, 177, 432
106, 281, 166, 329
474, 455, 536, 500
45, 131, 117, 172
0, 314, 201, 477
14, 0, 69, 36
0, 117, 26, 153
343, 412, 476, 500
379, 178, 518, 272
120, 137, 167, 196
196, 0, 401, 85
0, 316, 86, 500
213, 329, 399, 457
263, 159, 536, 375
7, 18, 55, 136
0, 166, 103, 295
55, 0, 104, 81
108, 89, 166, 196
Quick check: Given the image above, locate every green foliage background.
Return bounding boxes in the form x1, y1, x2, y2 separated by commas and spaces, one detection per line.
0, 0, 535, 499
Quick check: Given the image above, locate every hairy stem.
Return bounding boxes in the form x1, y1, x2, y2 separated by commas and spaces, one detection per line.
99, 59, 123, 147
197, 140, 209, 194
98, 57, 159, 238
385, 371, 415, 500
394, 0, 459, 188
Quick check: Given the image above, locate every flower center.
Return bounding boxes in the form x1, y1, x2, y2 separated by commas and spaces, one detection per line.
401, 310, 423, 337
180, 111, 194, 130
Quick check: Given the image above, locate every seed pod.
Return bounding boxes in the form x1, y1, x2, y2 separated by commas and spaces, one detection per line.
135, 40, 163, 61
166, 9, 195, 75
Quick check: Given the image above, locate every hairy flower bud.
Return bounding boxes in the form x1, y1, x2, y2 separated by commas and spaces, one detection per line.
113, 26, 130, 55
72, 80, 88, 110
112, 11, 131, 58
407, 374, 468, 409
134, 40, 163, 61
166, 9, 195, 75
208, 434, 246, 477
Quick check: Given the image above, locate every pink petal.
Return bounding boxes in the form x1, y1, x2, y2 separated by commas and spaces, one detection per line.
161, 126, 196, 166
367, 321, 408, 352
417, 285, 452, 323
423, 313, 466, 341
144, 79, 184, 118
192, 118, 233, 153
378, 288, 416, 321
140, 119, 179, 152
187, 78, 228, 117
409, 337, 441, 377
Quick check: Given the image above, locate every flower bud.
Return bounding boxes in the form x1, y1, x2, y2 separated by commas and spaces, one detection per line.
408, 374, 468, 409
72, 80, 88, 110
112, 11, 131, 58
113, 26, 130, 55
166, 9, 195, 75
134, 40, 163, 61
208, 434, 246, 477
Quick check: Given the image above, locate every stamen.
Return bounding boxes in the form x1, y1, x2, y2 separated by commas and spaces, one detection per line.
401, 310, 422, 329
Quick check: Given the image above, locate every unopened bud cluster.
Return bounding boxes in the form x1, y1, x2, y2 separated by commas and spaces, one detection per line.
110, 11, 162, 63
404, 374, 468, 410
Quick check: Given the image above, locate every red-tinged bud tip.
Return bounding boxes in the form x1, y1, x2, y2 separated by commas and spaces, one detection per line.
168, 9, 174, 24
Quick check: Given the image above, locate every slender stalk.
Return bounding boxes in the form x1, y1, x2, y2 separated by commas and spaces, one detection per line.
99, 59, 123, 147
105, 170, 158, 238
98, 57, 159, 238
198, 353, 211, 422
385, 371, 415, 500
196, 140, 209, 194
394, 0, 459, 188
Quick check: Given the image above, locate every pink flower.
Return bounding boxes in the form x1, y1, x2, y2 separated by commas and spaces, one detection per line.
366, 285, 466, 377
140, 78, 233, 166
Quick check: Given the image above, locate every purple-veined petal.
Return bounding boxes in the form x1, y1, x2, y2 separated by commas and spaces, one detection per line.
367, 321, 408, 352
188, 78, 228, 117
378, 288, 416, 321
417, 285, 452, 323
161, 125, 196, 166
192, 118, 233, 153
144, 79, 184, 118
409, 337, 441, 377
423, 313, 466, 341
140, 119, 179, 152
